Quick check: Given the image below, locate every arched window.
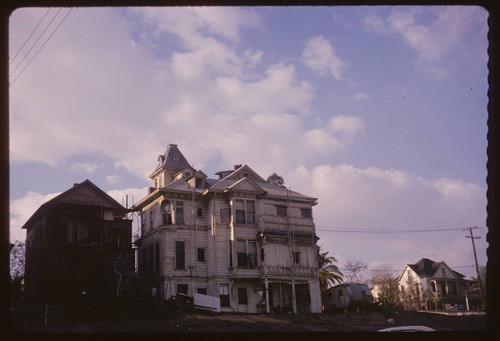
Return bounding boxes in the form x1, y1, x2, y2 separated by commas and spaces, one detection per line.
161, 200, 172, 225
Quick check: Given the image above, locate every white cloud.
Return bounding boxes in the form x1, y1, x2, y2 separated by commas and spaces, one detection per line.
354, 93, 368, 101
302, 35, 347, 80
285, 163, 487, 277
105, 174, 120, 184
361, 6, 488, 78
10, 191, 61, 242
70, 162, 104, 173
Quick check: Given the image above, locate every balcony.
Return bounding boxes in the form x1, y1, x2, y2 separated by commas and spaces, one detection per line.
262, 265, 317, 278
229, 266, 261, 279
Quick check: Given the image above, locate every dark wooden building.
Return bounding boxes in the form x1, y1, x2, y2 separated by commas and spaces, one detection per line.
22, 180, 133, 308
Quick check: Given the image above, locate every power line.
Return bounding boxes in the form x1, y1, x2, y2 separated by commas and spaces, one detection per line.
10, 8, 73, 86
9, 8, 63, 78
315, 226, 468, 234
10, 8, 52, 66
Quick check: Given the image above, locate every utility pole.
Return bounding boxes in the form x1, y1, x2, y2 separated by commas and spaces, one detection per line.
464, 226, 484, 304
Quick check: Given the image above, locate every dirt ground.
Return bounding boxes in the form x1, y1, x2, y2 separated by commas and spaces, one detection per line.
12, 309, 489, 334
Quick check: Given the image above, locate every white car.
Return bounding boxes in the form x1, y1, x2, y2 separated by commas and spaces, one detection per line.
378, 325, 435, 332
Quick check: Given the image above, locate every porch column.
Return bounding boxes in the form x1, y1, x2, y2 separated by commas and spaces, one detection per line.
291, 280, 297, 314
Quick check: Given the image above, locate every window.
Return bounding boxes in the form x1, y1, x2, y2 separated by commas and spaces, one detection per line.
235, 199, 255, 224
161, 201, 172, 225
236, 240, 258, 268
149, 210, 154, 228
219, 284, 230, 307
175, 201, 184, 225
292, 251, 301, 265
238, 288, 248, 305
175, 241, 185, 269
197, 248, 206, 262
197, 207, 203, 217
277, 205, 287, 216
195, 178, 203, 188
197, 288, 207, 295
177, 284, 188, 295
301, 208, 312, 218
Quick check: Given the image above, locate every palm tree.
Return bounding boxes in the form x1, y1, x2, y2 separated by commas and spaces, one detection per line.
317, 248, 343, 311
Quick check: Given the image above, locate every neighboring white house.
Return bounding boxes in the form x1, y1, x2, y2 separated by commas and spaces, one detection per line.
132, 144, 322, 313
396, 258, 472, 310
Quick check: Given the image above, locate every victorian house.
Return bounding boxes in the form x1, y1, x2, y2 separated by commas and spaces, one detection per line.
132, 144, 322, 313
396, 258, 472, 310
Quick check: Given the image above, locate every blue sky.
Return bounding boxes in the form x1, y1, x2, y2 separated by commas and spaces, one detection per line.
9, 6, 489, 279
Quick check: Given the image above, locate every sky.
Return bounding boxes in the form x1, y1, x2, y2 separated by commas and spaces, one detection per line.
8, 6, 489, 280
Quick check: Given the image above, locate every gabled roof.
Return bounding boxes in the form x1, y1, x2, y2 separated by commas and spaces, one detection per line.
22, 179, 125, 230
405, 258, 465, 279
151, 144, 192, 177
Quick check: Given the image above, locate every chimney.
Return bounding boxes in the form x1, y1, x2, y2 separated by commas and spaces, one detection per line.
234, 164, 242, 170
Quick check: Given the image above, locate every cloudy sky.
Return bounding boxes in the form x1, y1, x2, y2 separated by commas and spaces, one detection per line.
9, 6, 489, 279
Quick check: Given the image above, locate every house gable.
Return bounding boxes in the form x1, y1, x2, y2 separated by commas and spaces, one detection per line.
22, 179, 124, 231
224, 176, 266, 195
222, 164, 266, 183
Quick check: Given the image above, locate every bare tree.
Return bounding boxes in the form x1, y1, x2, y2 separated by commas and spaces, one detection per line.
370, 264, 401, 311
342, 257, 368, 283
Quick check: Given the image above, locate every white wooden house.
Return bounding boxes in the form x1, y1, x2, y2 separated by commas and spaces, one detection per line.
132, 144, 322, 313
397, 258, 472, 310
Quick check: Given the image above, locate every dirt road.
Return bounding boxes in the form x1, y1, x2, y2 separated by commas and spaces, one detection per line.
13, 310, 488, 333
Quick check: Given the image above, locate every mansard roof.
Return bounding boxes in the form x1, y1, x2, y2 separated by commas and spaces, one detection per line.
133, 146, 318, 209
151, 144, 192, 177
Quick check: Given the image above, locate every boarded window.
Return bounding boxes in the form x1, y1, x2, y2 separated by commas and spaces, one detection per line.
175, 241, 185, 269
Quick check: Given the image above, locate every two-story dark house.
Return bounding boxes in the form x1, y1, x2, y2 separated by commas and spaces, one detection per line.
22, 179, 133, 308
